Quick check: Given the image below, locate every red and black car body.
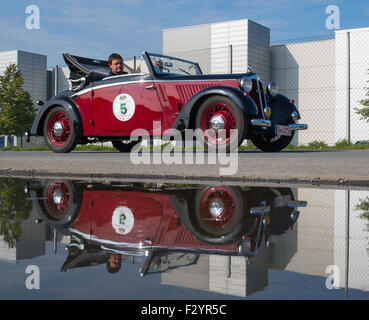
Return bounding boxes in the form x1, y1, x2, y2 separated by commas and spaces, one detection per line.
29, 180, 306, 275
29, 52, 307, 152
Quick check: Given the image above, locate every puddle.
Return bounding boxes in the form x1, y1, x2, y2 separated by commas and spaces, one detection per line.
0, 177, 368, 299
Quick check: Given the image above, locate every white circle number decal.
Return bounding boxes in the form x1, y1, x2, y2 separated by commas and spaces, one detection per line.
112, 206, 134, 235
113, 94, 135, 121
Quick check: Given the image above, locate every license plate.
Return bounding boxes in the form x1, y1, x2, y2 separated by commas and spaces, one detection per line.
275, 125, 291, 136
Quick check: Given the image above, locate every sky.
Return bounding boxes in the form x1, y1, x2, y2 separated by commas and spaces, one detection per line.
0, 0, 368, 66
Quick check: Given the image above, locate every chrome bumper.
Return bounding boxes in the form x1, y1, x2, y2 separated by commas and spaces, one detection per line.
289, 124, 308, 131
251, 119, 272, 127
251, 119, 308, 131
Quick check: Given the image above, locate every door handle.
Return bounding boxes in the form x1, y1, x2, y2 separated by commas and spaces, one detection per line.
145, 85, 156, 90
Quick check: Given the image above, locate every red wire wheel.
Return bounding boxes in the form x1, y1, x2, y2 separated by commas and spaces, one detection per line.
199, 186, 236, 229
193, 186, 246, 242
46, 180, 71, 217
200, 103, 237, 145
195, 95, 246, 151
43, 106, 77, 153
47, 112, 71, 147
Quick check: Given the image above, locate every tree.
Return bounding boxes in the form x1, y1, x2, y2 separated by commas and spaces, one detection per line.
0, 178, 32, 248
0, 64, 36, 139
355, 69, 369, 122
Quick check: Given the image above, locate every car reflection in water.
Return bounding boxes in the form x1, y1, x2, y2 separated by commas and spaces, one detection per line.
29, 180, 307, 280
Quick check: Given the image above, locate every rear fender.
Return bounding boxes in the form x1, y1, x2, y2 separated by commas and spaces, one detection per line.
31, 96, 83, 136
172, 86, 258, 130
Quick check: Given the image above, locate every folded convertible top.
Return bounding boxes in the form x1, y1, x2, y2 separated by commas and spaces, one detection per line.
63, 53, 134, 81
62, 53, 110, 80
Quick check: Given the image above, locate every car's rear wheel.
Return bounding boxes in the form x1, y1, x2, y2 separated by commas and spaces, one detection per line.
195, 95, 246, 152
38, 180, 80, 228
43, 106, 77, 153
112, 140, 140, 152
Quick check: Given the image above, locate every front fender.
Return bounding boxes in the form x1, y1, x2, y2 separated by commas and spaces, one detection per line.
172, 86, 259, 130
268, 93, 300, 125
31, 95, 83, 136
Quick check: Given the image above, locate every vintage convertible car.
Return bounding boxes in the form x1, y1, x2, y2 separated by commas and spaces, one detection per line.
29, 52, 308, 152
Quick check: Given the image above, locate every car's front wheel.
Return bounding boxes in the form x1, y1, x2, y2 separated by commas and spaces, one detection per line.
43, 106, 77, 153
195, 95, 246, 152
190, 186, 248, 244
251, 130, 295, 152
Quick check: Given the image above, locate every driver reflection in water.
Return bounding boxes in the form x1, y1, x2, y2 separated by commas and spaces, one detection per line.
106, 254, 125, 273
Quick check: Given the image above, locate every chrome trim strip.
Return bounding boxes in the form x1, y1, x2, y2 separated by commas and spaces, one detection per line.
255, 76, 266, 119
70, 78, 239, 98
70, 80, 152, 98
102, 73, 147, 80
251, 118, 272, 127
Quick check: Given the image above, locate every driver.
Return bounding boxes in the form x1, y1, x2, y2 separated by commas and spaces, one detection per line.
108, 53, 128, 76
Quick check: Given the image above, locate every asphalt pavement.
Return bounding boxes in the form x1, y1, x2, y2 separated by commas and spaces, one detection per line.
1, 149, 369, 187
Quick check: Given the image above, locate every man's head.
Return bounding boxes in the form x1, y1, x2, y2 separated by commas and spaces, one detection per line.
153, 58, 163, 72
108, 53, 124, 75
106, 254, 122, 273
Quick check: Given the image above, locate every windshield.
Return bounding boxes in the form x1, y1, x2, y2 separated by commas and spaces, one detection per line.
148, 53, 202, 76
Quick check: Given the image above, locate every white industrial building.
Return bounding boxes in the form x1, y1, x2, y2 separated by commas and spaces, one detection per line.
163, 19, 270, 84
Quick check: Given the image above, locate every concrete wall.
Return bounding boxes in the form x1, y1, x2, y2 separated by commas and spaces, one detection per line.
271, 27, 369, 146
271, 39, 336, 145
0, 50, 17, 75
246, 20, 270, 85
49, 66, 70, 97
17, 50, 47, 107
210, 20, 248, 74
163, 23, 212, 74
163, 19, 270, 83
335, 28, 369, 143
271, 188, 369, 292
334, 190, 369, 292
279, 188, 335, 276
163, 24, 211, 52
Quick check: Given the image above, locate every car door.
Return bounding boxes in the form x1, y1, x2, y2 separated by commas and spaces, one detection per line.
92, 78, 164, 133
89, 191, 165, 244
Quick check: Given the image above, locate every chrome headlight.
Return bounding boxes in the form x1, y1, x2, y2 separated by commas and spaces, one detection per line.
239, 77, 252, 93
267, 81, 278, 97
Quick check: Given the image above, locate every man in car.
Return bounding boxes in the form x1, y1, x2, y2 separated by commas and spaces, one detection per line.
108, 53, 128, 76
153, 58, 164, 73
